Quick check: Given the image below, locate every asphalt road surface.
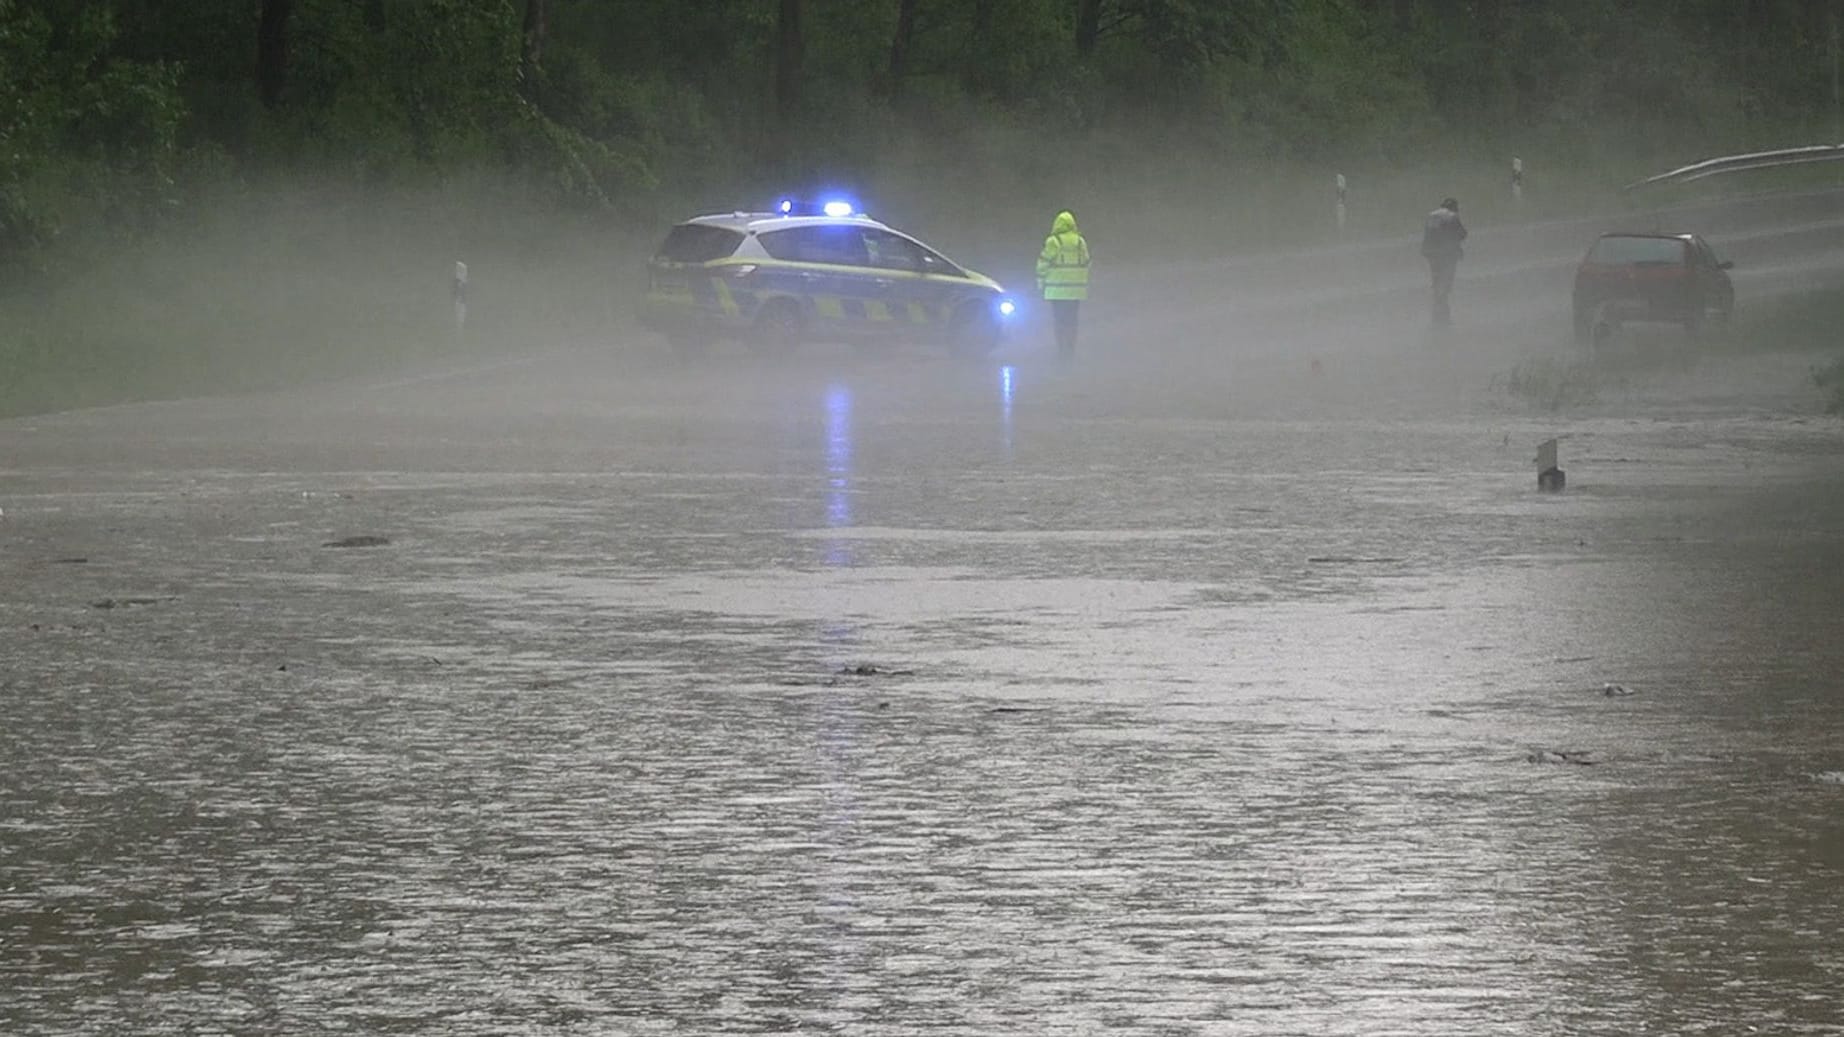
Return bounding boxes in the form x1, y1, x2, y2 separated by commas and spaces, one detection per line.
4, 189, 1844, 1035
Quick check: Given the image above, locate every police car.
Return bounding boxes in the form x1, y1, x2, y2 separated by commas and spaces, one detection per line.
640, 200, 1015, 356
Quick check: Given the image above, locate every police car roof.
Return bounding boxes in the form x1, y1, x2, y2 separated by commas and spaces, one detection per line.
683, 211, 891, 233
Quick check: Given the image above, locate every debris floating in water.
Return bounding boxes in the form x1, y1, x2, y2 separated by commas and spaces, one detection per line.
323, 535, 391, 548
1527, 748, 1596, 765
1602, 682, 1637, 696
776, 664, 919, 687
838, 664, 915, 678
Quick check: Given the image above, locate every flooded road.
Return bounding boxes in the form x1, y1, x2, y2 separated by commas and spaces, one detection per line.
6, 217, 1844, 1033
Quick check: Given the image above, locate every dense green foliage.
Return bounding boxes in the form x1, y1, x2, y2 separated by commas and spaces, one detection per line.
6, 0, 1844, 263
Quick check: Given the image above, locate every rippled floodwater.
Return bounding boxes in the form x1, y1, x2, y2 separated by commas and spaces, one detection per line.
4, 346, 1844, 1034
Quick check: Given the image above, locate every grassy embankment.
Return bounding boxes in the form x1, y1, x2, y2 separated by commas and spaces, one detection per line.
0, 178, 639, 418
1501, 286, 1844, 413
1767, 292, 1844, 413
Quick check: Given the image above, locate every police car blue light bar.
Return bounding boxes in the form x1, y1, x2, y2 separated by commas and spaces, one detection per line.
773, 198, 864, 218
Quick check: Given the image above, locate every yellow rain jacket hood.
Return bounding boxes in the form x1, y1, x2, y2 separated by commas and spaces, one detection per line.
1036, 211, 1090, 301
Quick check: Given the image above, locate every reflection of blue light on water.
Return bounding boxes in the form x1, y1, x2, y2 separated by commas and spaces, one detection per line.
999, 365, 1015, 458
824, 383, 854, 564
826, 384, 852, 471
817, 382, 859, 879
826, 383, 852, 520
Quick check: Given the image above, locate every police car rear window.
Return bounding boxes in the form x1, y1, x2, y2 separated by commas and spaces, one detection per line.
656, 224, 744, 263
1589, 236, 1687, 265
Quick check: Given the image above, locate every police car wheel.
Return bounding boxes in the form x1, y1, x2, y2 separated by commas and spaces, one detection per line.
752, 301, 803, 354
948, 306, 1000, 358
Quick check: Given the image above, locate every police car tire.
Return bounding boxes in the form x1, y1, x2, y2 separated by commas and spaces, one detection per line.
949, 306, 1000, 358
753, 300, 803, 353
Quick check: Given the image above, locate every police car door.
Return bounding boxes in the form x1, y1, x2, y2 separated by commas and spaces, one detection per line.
858, 228, 935, 336
783, 224, 873, 337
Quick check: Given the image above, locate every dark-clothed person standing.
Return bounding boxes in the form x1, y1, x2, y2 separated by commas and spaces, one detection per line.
1421, 197, 1467, 326
1036, 210, 1091, 358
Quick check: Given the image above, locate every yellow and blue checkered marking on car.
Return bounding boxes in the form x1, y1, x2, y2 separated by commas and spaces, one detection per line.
658, 261, 956, 326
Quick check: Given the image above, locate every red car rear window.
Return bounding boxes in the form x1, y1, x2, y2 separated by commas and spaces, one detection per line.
1587, 236, 1687, 265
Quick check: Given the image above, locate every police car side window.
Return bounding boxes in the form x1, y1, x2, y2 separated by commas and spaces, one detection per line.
862, 230, 924, 272
759, 226, 868, 266
757, 230, 800, 261
918, 249, 963, 277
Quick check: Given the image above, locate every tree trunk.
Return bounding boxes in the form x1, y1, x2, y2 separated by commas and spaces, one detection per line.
775, 0, 803, 136
1076, 0, 1101, 56
888, 0, 920, 95
522, 0, 547, 80
256, 0, 292, 108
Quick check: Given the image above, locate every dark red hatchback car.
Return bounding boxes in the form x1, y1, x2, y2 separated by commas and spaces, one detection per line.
1572, 232, 1734, 343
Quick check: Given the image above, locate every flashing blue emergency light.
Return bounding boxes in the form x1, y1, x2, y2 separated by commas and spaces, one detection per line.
998, 299, 1017, 317
773, 197, 860, 217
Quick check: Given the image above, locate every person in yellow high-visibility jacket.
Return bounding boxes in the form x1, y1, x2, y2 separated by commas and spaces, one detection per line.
1035, 210, 1090, 358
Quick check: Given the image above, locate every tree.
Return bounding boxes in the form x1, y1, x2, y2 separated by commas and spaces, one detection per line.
773, 0, 801, 157
889, 0, 920, 94
522, 0, 547, 83
1076, 0, 1101, 55
256, 0, 291, 107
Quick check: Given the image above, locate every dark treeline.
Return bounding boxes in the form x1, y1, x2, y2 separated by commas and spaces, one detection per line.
4, 0, 1842, 268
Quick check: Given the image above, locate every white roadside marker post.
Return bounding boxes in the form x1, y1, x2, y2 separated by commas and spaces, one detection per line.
1537, 437, 1565, 492
452, 261, 469, 340
1335, 173, 1348, 234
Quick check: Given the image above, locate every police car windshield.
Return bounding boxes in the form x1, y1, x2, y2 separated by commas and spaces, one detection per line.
656, 224, 744, 263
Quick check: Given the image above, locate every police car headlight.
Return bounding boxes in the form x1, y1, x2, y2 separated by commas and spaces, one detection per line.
998, 299, 1016, 317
